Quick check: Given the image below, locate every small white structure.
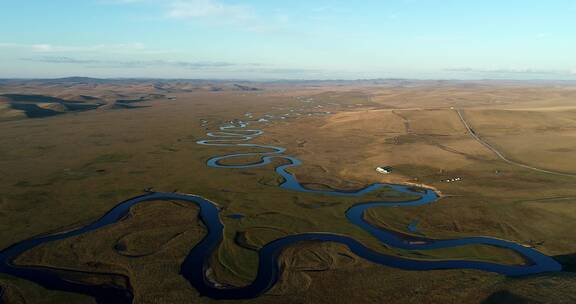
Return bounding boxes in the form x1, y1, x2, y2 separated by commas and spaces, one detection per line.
376, 166, 392, 174
444, 177, 462, 183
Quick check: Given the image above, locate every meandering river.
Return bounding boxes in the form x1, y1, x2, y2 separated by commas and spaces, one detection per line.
0, 120, 562, 303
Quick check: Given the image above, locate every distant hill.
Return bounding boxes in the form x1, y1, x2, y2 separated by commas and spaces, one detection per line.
233, 84, 262, 91
0, 93, 104, 120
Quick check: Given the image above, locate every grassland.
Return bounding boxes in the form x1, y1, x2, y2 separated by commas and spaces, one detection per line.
1, 79, 576, 303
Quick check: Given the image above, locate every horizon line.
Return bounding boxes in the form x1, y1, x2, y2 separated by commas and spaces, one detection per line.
2, 76, 576, 83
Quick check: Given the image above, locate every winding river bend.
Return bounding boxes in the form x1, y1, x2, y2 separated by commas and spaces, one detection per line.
0, 120, 562, 303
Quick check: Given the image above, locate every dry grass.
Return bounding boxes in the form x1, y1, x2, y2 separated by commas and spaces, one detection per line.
1, 80, 576, 303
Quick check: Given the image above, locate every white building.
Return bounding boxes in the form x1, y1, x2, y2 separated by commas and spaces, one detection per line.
376, 166, 392, 174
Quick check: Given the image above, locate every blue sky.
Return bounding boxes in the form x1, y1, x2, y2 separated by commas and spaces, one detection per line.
1, 0, 575, 79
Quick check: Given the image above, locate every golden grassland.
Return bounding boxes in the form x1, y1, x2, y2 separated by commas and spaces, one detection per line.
1, 81, 576, 303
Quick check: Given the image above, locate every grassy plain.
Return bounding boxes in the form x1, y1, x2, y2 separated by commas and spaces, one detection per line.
1, 79, 576, 303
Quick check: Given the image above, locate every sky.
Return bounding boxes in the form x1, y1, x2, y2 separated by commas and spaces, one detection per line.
1, 0, 575, 80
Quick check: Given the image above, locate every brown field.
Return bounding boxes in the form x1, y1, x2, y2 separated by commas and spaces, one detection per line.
1, 79, 576, 303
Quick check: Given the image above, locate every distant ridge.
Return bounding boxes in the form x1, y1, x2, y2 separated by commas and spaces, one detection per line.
1, 77, 576, 87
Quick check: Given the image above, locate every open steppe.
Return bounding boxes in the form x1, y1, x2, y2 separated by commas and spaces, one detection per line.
1, 79, 576, 303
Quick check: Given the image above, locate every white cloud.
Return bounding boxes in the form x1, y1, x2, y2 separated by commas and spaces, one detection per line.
168, 0, 253, 21
106, 0, 255, 22
414, 35, 462, 42
20, 56, 245, 69
17, 56, 326, 77
31, 44, 53, 52
0, 42, 155, 54
0, 42, 51, 51
105, 0, 282, 32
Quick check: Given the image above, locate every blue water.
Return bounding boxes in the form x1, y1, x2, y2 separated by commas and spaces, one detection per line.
0, 119, 562, 303
196, 121, 562, 278
407, 219, 422, 235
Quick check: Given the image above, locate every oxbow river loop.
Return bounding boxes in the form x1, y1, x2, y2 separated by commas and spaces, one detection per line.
0, 120, 562, 303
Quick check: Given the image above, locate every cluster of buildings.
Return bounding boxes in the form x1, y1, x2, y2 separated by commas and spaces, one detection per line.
443, 177, 462, 183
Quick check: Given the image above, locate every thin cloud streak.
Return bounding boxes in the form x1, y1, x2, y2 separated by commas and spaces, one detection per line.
19, 56, 326, 77
0, 42, 155, 54
168, 0, 253, 20
20, 56, 246, 69
106, 0, 284, 32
